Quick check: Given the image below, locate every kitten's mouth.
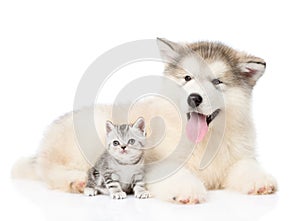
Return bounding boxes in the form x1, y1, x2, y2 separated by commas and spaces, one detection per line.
120, 150, 127, 154
186, 109, 220, 143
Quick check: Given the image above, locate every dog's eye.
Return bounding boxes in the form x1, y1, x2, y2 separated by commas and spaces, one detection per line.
113, 140, 120, 146
128, 139, 135, 145
184, 75, 192, 82
212, 79, 223, 85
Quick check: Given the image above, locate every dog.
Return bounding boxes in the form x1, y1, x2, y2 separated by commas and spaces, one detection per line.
12, 38, 277, 204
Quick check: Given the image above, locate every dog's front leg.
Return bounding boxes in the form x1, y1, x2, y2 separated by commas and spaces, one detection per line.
147, 167, 207, 204
224, 158, 277, 195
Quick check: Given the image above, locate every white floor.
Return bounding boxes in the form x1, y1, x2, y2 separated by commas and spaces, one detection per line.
6, 179, 280, 221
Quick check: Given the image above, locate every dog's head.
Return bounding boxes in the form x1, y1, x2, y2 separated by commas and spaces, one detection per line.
157, 38, 266, 143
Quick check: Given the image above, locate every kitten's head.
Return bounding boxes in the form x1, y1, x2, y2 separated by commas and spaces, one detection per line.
105, 117, 146, 163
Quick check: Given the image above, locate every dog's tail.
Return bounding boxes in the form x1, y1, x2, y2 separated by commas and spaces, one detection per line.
11, 156, 40, 180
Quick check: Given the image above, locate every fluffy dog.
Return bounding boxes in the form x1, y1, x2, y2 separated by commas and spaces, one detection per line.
12, 38, 277, 204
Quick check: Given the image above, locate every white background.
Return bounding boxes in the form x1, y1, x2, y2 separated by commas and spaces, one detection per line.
0, 0, 299, 221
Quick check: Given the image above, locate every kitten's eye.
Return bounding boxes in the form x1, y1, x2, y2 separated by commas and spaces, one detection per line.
128, 139, 135, 145
113, 140, 120, 146
184, 75, 192, 82
212, 79, 223, 85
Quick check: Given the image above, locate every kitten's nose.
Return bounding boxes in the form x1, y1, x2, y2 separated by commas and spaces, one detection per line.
121, 146, 126, 150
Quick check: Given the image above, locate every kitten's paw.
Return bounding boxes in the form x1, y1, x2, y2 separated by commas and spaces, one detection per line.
111, 191, 127, 200
70, 180, 86, 193
84, 187, 98, 196
135, 190, 151, 199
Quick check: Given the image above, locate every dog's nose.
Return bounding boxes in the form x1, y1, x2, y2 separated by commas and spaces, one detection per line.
187, 93, 203, 108
121, 146, 126, 150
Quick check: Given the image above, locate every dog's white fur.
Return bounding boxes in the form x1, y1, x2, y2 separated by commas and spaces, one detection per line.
12, 39, 277, 204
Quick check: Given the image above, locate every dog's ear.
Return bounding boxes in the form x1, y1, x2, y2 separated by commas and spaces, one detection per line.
157, 38, 183, 62
238, 56, 266, 87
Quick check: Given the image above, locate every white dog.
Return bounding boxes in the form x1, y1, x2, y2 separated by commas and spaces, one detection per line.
12, 38, 277, 204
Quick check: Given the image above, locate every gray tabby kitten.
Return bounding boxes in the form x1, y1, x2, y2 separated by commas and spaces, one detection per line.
84, 117, 150, 199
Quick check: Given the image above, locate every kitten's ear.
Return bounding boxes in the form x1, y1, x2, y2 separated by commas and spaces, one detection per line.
106, 120, 114, 134
133, 117, 145, 134
238, 55, 266, 87
157, 37, 183, 62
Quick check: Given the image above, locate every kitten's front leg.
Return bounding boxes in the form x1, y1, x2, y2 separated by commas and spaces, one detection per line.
84, 187, 98, 196
132, 174, 151, 199
84, 167, 99, 196
104, 172, 127, 200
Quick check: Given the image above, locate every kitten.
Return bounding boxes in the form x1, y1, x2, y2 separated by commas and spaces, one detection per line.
84, 117, 150, 199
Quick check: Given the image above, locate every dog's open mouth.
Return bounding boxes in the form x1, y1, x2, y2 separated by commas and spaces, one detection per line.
186, 109, 220, 143
187, 109, 220, 125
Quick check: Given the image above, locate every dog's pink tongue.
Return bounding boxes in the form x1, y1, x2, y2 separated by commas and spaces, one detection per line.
186, 112, 208, 143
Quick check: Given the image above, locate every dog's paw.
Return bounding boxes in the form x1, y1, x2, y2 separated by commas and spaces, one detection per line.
70, 180, 86, 193
172, 195, 206, 204
135, 190, 151, 199
111, 191, 127, 200
232, 174, 277, 195
225, 159, 277, 195
171, 188, 207, 204
246, 175, 277, 195
148, 168, 207, 204
84, 187, 98, 196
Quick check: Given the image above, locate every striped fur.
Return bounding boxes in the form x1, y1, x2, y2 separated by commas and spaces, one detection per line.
84, 118, 150, 199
